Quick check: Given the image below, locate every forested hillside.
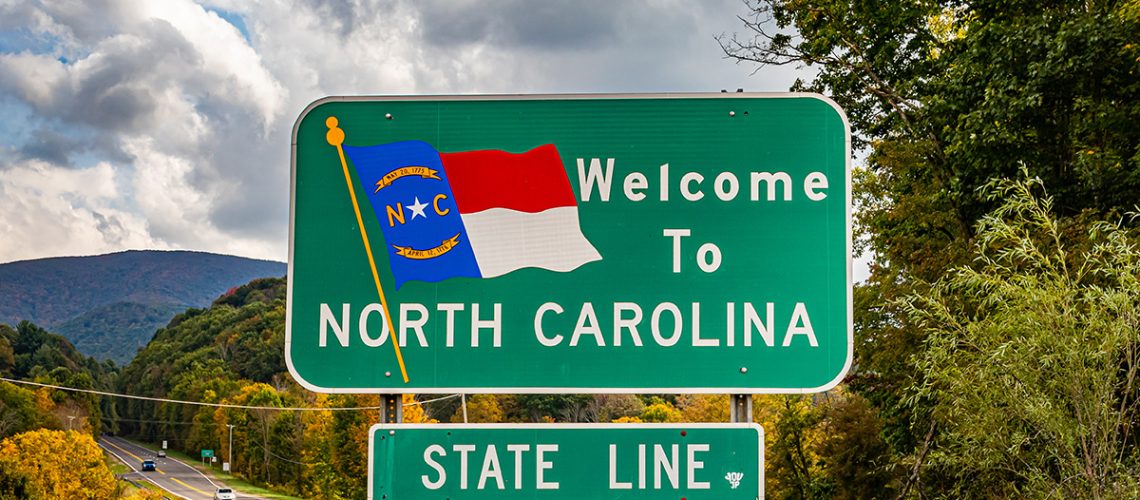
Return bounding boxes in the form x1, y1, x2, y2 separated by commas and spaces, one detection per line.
0, 321, 129, 498
0, 321, 115, 438
719, 0, 1140, 497
0, 250, 285, 364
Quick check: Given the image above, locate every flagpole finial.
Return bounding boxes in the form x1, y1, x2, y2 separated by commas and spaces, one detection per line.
325, 116, 344, 146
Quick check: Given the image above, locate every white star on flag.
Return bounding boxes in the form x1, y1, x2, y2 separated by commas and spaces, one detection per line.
407, 197, 429, 219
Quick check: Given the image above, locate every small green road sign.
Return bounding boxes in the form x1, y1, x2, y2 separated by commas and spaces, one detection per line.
288, 93, 851, 393
369, 423, 763, 500
201, 449, 214, 458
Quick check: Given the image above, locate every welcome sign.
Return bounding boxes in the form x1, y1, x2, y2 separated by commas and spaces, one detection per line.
287, 93, 851, 393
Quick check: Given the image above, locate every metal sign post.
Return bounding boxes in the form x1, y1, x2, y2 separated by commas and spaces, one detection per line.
379, 394, 402, 424
730, 394, 753, 423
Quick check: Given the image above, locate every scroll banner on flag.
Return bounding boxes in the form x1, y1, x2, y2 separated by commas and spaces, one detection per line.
341, 140, 602, 289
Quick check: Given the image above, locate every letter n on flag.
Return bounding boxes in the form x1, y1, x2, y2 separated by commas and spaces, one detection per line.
342, 140, 602, 288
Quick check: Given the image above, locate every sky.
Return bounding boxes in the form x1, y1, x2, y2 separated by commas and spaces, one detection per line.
0, 0, 820, 268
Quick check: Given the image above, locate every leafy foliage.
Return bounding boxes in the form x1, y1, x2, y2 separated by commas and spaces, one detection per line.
0, 382, 57, 440
904, 176, 1140, 497
451, 394, 503, 423
0, 429, 117, 499
723, 1, 1140, 495
639, 397, 684, 422
0, 322, 115, 438
115, 278, 435, 498
57, 302, 186, 365
752, 391, 894, 500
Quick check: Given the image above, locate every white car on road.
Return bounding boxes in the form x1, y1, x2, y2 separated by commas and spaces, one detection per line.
213, 488, 236, 500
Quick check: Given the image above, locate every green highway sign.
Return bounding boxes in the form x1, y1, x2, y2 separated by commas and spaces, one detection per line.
369, 423, 763, 500
287, 93, 851, 393
201, 449, 214, 458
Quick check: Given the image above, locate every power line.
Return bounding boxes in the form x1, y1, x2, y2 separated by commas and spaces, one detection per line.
99, 416, 245, 427
246, 441, 325, 467
414, 393, 462, 406
1, 377, 458, 412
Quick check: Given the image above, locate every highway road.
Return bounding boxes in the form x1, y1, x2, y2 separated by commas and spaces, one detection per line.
100, 435, 264, 500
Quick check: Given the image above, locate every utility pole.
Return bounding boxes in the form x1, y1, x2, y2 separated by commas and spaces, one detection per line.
67, 415, 76, 431
227, 424, 235, 473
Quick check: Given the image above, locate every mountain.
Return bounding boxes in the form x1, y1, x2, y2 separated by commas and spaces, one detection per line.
54, 302, 189, 363
0, 250, 285, 364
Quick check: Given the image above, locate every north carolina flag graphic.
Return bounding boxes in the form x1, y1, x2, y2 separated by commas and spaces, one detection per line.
342, 140, 602, 288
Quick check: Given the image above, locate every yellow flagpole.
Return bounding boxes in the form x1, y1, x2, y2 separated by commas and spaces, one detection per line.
325, 116, 410, 383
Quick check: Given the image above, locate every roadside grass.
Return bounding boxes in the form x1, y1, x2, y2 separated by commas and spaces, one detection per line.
116, 479, 154, 498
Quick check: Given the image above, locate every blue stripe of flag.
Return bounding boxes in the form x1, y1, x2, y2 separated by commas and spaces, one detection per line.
343, 140, 482, 289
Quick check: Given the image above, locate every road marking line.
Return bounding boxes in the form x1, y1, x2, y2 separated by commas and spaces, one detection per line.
103, 437, 263, 499
103, 438, 167, 474
103, 439, 144, 462
172, 477, 210, 496
98, 439, 193, 500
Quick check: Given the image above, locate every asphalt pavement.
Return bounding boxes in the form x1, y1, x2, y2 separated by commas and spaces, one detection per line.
100, 435, 264, 500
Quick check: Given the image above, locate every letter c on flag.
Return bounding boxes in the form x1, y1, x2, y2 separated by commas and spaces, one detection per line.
433, 194, 450, 216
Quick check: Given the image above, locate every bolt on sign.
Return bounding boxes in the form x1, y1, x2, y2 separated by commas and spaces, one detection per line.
369, 424, 763, 500
287, 93, 852, 393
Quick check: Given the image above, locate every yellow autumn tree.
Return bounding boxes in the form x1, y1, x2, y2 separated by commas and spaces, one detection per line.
678, 394, 729, 422
402, 394, 437, 423
0, 429, 116, 499
33, 387, 56, 420
122, 488, 164, 499
452, 394, 503, 423
752, 394, 827, 498
639, 398, 683, 423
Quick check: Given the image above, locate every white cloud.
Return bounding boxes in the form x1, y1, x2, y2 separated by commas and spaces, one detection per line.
0, 0, 805, 264
0, 52, 67, 108
136, 0, 286, 128
0, 160, 162, 263
0, 0, 289, 262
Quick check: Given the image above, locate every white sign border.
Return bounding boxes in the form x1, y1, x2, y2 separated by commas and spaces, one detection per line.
367, 422, 765, 500
287, 92, 853, 395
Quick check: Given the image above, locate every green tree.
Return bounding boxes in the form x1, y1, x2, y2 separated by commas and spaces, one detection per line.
588, 394, 645, 422
0, 333, 15, 376
722, 3, 1140, 493
0, 382, 58, 439
755, 395, 828, 499
903, 175, 1140, 497
512, 394, 592, 422
326, 394, 377, 499
815, 391, 894, 499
